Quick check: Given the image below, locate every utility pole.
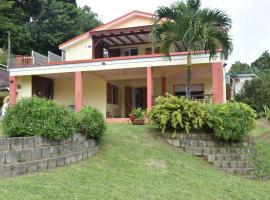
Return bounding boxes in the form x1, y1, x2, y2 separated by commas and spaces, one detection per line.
7, 31, 11, 70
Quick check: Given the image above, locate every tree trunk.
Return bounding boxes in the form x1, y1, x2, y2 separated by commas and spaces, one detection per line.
186, 51, 192, 99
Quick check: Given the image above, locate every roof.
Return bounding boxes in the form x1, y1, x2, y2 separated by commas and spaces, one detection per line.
230, 74, 257, 78
59, 10, 154, 50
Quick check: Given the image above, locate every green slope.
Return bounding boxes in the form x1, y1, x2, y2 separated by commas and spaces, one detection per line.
0, 124, 269, 200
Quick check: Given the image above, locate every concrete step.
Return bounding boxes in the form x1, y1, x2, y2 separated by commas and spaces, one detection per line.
207, 154, 254, 162
213, 160, 254, 168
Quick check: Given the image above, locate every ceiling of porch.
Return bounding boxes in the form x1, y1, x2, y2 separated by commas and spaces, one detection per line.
37, 63, 212, 81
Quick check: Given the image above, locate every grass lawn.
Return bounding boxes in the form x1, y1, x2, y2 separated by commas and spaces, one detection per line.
251, 119, 270, 176
0, 121, 3, 137
0, 124, 269, 199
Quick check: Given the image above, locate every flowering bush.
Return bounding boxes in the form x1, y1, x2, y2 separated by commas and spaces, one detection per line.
129, 108, 145, 122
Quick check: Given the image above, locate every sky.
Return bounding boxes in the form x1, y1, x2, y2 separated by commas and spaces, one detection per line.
77, 0, 270, 66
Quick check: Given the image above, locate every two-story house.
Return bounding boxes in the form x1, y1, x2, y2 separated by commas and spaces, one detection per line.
8, 10, 226, 120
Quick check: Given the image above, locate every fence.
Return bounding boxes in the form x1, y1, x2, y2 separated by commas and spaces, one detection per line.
48, 51, 62, 62
9, 50, 62, 68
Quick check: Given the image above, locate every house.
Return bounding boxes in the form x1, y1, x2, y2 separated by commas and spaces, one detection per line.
8, 10, 226, 120
229, 74, 256, 99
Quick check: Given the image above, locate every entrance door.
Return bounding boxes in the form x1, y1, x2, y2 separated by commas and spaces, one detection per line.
125, 87, 132, 117
32, 76, 54, 99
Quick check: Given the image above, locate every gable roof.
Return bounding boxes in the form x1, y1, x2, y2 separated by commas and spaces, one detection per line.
59, 10, 154, 50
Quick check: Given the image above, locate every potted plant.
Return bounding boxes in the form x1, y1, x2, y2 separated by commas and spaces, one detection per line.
129, 108, 145, 125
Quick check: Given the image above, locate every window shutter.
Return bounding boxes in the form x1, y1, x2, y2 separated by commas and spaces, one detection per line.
114, 86, 119, 104
107, 83, 112, 104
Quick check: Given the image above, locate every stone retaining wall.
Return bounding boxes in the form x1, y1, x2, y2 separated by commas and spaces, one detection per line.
0, 133, 98, 177
166, 133, 257, 178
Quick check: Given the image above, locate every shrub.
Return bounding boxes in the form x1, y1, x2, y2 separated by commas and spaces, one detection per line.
149, 94, 208, 135
76, 106, 105, 139
3, 97, 75, 140
206, 102, 257, 142
263, 105, 270, 121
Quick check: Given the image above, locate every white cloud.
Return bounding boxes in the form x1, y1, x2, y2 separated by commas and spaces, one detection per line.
77, 0, 270, 65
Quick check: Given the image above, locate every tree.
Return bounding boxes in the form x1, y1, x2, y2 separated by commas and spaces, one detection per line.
251, 50, 270, 71
152, 0, 233, 99
228, 61, 258, 75
235, 73, 270, 112
0, 0, 102, 55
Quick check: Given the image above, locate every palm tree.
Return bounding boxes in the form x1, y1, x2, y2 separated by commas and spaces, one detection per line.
152, 0, 233, 99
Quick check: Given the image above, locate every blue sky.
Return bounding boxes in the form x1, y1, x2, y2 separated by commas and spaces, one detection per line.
77, 0, 270, 66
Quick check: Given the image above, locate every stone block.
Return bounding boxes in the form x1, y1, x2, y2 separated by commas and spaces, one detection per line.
193, 148, 203, 156
50, 146, 59, 157
72, 143, 80, 152
26, 161, 39, 173
90, 139, 96, 147
189, 140, 199, 147
41, 147, 51, 159
5, 151, 18, 164
206, 141, 215, 147
48, 158, 57, 169
207, 155, 216, 162
2, 165, 13, 177
17, 149, 32, 162
38, 160, 48, 171
172, 139, 180, 147
82, 140, 90, 149
72, 134, 79, 142
0, 138, 11, 151
65, 143, 73, 153
13, 163, 27, 176
34, 137, 44, 147
82, 152, 88, 160
0, 152, 5, 164
58, 145, 66, 155
32, 149, 42, 161
10, 137, 23, 150
76, 152, 83, 161
23, 137, 35, 149
65, 154, 76, 165
202, 148, 211, 156
56, 157, 65, 167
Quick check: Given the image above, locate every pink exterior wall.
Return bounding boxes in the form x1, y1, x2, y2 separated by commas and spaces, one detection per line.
75, 72, 83, 111
212, 62, 224, 103
9, 76, 17, 106
147, 67, 153, 108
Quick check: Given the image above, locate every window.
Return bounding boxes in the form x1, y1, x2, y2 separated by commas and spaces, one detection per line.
122, 48, 138, 56
173, 84, 204, 99
107, 83, 119, 104
145, 47, 161, 55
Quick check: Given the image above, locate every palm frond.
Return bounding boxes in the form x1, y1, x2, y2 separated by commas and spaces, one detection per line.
200, 8, 232, 31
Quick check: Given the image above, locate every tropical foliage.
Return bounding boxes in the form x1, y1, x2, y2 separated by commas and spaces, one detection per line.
149, 94, 208, 135
129, 108, 145, 121
152, 0, 233, 98
149, 95, 257, 142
